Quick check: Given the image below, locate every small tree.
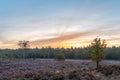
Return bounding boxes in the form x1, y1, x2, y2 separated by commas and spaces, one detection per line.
18, 40, 30, 49
18, 40, 30, 58
55, 54, 65, 61
89, 38, 107, 69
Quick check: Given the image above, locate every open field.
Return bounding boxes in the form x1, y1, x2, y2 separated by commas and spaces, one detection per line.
0, 59, 120, 80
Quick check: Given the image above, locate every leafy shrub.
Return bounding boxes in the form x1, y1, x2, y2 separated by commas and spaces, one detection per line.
54, 54, 65, 61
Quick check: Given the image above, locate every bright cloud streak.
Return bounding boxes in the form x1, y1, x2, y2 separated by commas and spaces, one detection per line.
0, 0, 120, 48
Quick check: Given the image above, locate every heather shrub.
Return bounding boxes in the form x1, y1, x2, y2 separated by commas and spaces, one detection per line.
52, 74, 64, 80
99, 65, 120, 76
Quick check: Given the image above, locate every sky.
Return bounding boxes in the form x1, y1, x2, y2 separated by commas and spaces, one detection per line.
0, 0, 120, 49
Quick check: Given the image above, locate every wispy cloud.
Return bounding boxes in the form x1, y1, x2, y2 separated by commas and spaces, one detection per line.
0, 0, 120, 48
30, 29, 98, 47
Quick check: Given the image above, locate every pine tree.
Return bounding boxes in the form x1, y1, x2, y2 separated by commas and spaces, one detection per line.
89, 38, 107, 69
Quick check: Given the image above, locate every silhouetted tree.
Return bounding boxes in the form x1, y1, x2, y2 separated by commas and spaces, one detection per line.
18, 40, 30, 49
18, 40, 30, 58
89, 38, 107, 69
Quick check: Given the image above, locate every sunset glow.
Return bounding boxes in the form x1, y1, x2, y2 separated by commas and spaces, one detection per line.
0, 0, 120, 49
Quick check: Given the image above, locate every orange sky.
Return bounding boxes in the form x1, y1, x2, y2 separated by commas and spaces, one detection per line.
0, 0, 120, 49
30, 31, 120, 48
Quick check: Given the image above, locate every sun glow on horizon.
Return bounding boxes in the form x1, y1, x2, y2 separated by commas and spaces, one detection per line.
0, 0, 120, 49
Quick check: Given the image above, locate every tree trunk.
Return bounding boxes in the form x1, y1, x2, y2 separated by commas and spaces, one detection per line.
96, 60, 99, 70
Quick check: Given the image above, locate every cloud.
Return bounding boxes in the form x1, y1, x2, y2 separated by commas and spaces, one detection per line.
0, 2, 120, 48
30, 30, 97, 47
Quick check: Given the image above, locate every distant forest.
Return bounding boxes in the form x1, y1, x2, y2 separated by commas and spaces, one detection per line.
0, 46, 120, 60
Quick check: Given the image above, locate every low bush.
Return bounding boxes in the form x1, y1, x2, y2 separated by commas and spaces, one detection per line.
54, 54, 65, 61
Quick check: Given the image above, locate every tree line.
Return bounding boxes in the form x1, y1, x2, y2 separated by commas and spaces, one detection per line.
0, 43, 119, 60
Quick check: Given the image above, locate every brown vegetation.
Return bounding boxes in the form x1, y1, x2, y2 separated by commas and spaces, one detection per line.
0, 59, 119, 80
